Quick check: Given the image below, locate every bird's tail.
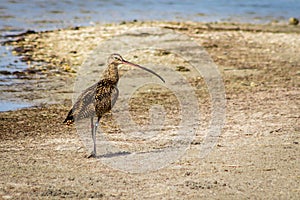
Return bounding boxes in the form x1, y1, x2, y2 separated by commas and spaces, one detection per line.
63, 109, 75, 125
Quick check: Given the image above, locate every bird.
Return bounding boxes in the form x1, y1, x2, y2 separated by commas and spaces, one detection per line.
64, 53, 165, 158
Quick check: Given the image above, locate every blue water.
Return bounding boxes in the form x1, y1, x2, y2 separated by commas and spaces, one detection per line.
0, 0, 299, 35
0, 101, 32, 112
0, 0, 299, 111
0, 45, 28, 78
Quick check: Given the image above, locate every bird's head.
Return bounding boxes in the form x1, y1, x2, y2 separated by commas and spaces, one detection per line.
107, 53, 125, 65
107, 53, 165, 83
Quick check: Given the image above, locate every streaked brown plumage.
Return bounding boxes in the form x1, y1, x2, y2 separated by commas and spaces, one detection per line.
64, 53, 165, 157
63, 79, 119, 124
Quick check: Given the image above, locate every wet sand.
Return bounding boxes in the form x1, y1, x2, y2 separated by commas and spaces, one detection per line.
0, 21, 299, 199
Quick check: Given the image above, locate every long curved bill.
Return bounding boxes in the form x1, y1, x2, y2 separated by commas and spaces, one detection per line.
122, 60, 165, 83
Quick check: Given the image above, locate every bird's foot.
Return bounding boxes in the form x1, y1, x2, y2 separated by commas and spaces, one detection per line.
87, 151, 96, 158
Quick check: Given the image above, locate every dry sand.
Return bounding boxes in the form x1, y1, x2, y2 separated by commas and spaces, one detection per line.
0, 21, 299, 199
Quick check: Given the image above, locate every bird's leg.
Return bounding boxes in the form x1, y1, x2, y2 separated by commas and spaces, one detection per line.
93, 117, 101, 155
88, 117, 96, 158
88, 117, 100, 158
91, 117, 94, 134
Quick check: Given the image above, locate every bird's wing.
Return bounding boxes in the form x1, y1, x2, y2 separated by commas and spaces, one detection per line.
111, 85, 119, 107
64, 83, 98, 123
94, 80, 119, 118
64, 79, 119, 124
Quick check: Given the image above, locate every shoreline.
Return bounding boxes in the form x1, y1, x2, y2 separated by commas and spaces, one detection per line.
1, 21, 299, 107
0, 21, 299, 199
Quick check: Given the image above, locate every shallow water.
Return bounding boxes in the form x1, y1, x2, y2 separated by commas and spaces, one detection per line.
0, 45, 28, 79
0, 101, 32, 112
0, 0, 299, 35
0, 0, 299, 111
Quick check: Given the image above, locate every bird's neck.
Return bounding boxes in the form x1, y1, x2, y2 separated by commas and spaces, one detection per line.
102, 63, 119, 84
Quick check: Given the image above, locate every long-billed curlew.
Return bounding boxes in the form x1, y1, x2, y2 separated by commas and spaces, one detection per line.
64, 53, 165, 157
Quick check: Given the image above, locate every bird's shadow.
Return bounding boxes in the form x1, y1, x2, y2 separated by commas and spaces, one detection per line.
95, 151, 131, 158
94, 148, 168, 159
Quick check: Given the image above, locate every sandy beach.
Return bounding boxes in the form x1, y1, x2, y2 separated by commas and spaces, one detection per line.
0, 21, 299, 199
